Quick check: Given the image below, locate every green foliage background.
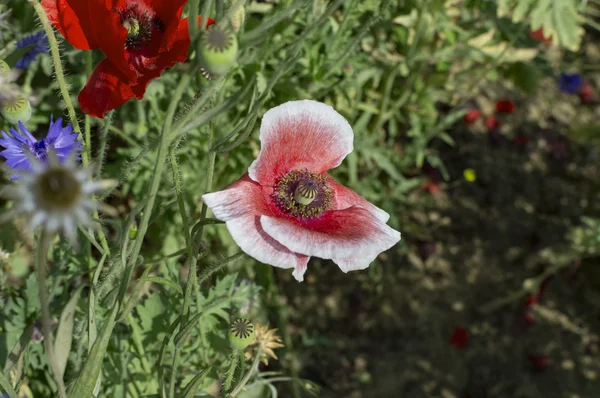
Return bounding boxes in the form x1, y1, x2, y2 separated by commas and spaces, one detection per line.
1, 0, 600, 397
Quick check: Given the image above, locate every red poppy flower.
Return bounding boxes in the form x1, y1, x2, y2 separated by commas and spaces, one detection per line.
512, 135, 529, 146
495, 99, 515, 113
529, 28, 552, 44
528, 354, 550, 372
485, 115, 500, 130
421, 179, 440, 195
464, 109, 481, 125
449, 326, 468, 348
202, 101, 401, 281
580, 82, 594, 104
42, 0, 215, 118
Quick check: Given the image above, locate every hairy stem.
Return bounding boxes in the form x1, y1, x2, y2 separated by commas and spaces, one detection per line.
229, 347, 262, 398
36, 230, 67, 398
30, 0, 83, 155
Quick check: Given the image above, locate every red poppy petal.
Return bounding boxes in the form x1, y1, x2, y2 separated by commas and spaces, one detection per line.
450, 327, 468, 348
464, 109, 481, 124
86, 0, 136, 81
163, 16, 216, 50
41, 0, 98, 49
148, 0, 187, 24
485, 115, 500, 130
202, 174, 310, 281
327, 176, 390, 222
249, 100, 354, 186
495, 99, 515, 113
78, 59, 138, 118
260, 206, 401, 260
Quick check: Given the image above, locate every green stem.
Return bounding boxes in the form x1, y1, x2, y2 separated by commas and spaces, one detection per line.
168, 146, 195, 317
118, 74, 192, 304
229, 347, 262, 398
198, 252, 247, 285
0, 371, 17, 398
95, 111, 113, 179
30, 0, 83, 153
127, 314, 152, 374
223, 351, 239, 393
36, 231, 67, 398
32, 0, 111, 256
84, 51, 93, 162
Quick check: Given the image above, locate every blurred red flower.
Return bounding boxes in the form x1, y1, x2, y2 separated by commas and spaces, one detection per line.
529, 28, 552, 44
512, 135, 529, 146
580, 82, 594, 103
450, 327, 468, 348
485, 115, 500, 130
42, 0, 215, 118
464, 109, 481, 124
495, 99, 515, 113
421, 179, 440, 195
528, 354, 550, 372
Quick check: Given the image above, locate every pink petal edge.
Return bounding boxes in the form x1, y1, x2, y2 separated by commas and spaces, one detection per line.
202, 174, 310, 280
260, 206, 401, 260
328, 175, 390, 222
248, 100, 354, 186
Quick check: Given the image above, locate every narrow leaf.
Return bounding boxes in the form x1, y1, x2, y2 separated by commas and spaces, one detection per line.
182, 366, 212, 398
54, 287, 83, 379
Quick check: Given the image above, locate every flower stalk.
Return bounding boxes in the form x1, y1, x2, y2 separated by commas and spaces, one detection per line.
229, 346, 262, 398
36, 230, 67, 398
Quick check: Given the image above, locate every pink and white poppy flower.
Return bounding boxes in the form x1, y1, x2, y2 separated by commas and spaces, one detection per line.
203, 100, 401, 282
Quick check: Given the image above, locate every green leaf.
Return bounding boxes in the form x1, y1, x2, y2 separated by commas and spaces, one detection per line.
2, 323, 33, 378
54, 287, 82, 379
138, 276, 184, 296
498, 0, 583, 51
181, 367, 212, 398
67, 306, 118, 398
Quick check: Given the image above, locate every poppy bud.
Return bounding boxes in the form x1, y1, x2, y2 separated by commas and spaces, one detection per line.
0, 59, 9, 72
229, 5, 245, 33
229, 318, 254, 350
128, 223, 138, 240
199, 25, 238, 75
1, 95, 32, 124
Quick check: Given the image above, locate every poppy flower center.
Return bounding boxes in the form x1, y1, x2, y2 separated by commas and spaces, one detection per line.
35, 167, 82, 210
119, 4, 159, 50
273, 170, 332, 219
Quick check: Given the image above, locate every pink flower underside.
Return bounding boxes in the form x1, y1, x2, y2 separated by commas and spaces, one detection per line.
248, 100, 354, 186
202, 173, 401, 281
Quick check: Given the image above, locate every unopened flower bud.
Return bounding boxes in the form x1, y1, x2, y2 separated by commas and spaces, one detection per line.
228, 318, 254, 350
199, 25, 238, 75
229, 6, 245, 33
128, 223, 138, 240
0, 59, 9, 72
1, 95, 32, 124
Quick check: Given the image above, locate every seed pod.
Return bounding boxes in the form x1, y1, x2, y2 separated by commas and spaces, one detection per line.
199, 25, 238, 75
1, 95, 32, 124
0, 59, 9, 73
228, 318, 254, 350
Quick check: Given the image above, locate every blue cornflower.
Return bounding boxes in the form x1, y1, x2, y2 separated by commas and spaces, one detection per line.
14, 31, 49, 69
0, 117, 82, 179
558, 73, 582, 94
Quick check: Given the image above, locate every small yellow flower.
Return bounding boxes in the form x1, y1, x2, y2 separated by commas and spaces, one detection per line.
463, 168, 476, 182
244, 322, 284, 365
